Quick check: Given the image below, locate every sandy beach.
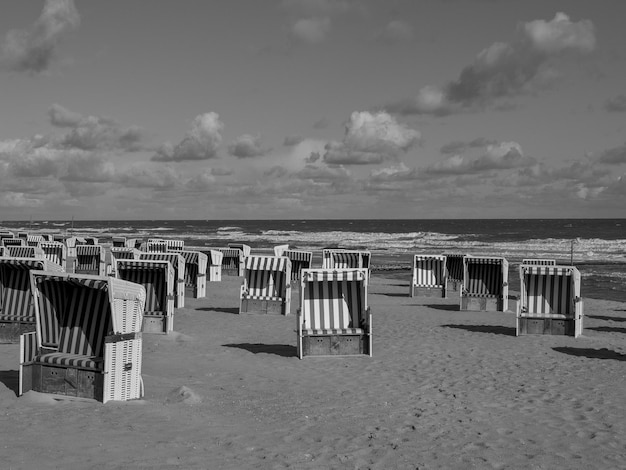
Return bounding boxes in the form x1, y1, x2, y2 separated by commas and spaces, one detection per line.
1, 272, 626, 470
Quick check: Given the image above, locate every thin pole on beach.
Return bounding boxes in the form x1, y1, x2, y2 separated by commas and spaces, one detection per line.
570, 239, 574, 265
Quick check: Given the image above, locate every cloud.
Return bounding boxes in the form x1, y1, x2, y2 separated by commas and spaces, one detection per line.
440, 137, 498, 155
282, 0, 355, 15
369, 162, 419, 182
1, 0, 80, 74
295, 164, 350, 182
228, 134, 269, 158
283, 135, 305, 146
389, 12, 596, 115
59, 153, 116, 183
291, 17, 331, 44
322, 111, 420, 165
48, 103, 82, 127
313, 117, 330, 129
605, 95, 626, 113
152, 113, 223, 162
375, 20, 413, 45
116, 165, 181, 189
596, 143, 626, 165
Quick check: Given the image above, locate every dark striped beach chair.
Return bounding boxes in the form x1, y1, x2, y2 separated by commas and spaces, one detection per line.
2, 237, 25, 248
73, 244, 106, 276
521, 258, 557, 266
7, 245, 44, 259
239, 256, 292, 315
165, 239, 185, 252
17, 232, 28, 241
19, 271, 145, 402
0, 257, 64, 343
410, 255, 447, 298
144, 239, 168, 253
283, 250, 313, 285
27, 235, 45, 247
112, 237, 139, 248
0, 246, 4, 257
107, 247, 141, 276
115, 259, 175, 334
297, 268, 371, 358
139, 252, 185, 308
218, 248, 245, 277
443, 253, 466, 294
180, 250, 208, 298
40, 242, 67, 270
517, 265, 583, 337
461, 256, 509, 312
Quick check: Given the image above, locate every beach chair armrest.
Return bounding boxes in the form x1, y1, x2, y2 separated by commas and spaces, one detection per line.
105, 332, 142, 343
20, 331, 38, 364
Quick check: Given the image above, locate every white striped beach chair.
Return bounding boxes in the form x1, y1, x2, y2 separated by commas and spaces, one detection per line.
461, 256, 509, 312
112, 237, 138, 248
73, 244, 106, 276
410, 254, 447, 298
19, 271, 145, 403
218, 248, 245, 276
2, 237, 25, 248
27, 235, 45, 247
521, 259, 557, 266
517, 265, 583, 337
17, 232, 28, 241
115, 259, 175, 334
0, 257, 64, 343
442, 253, 466, 293
239, 256, 292, 315
40, 242, 67, 270
7, 245, 44, 259
186, 247, 224, 282
65, 236, 85, 258
228, 243, 251, 257
297, 268, 371, 358
180, 250, 208, 298
107, 247, 141, 276
322, 249, 371, 281
139, 252, 185, 308
283, 250, 313, 284
165, 239, 185, 252
144, 239, 168, 253
274, 244, 289, 257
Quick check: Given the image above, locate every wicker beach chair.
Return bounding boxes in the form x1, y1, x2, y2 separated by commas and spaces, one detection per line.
27, 235, 45, 247
517, 264, 583, 337
521, 259, 557, 266
283, 249, 313, 285
6, 246, 44, 259
322, 249, 371, 281
2, 237, 25, 248
165, 239, 185, 252
410, 254, 447, 298
179, 250, 208, 298
442, 253, 466, 294
139, 252, 185, 308
0, 257, 64, 343
218, 247, 245, 277
73, 244, 106, 276
144, 239, 168, 253
297, 268, 371, 358
40, 242, 67, 270
273, 244, 289, 257
107, 247, 141, 276
186, 247, 224, 282
461, 256, 509, 312
19, 271, 145, 403
239, 256, 292, 315
115, 259, 175, 334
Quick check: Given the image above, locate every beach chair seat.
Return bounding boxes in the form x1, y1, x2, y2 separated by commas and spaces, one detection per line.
461, 256, 509, 312
180, 250, 208, 298
19, 272, 145, 403
0, 257, 64, 343
115, 259, 175, 334
517, 265, 583, 337
410, 254, 447, 298
283, 250, 313, 285
138, 252, 185, 308
297, 268, 371, 358
73, 244, 106, 276
442, 253, 466, 293
239, 256, 292, 314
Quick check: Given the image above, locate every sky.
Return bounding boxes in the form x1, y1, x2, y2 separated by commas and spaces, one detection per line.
1, 0, 626, 220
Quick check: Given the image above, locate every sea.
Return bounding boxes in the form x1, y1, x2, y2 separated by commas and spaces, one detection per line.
2, 218, 625, 303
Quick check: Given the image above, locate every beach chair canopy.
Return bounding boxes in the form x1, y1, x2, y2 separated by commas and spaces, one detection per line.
519, 265, 581, 318
463, 256, 508, 297
412, 255, 447, 287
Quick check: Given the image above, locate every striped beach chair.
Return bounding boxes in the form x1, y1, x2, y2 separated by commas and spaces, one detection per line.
517, 265, 583, 337
27, 235, 45, 247
218, 248, 245, 276
521, 259, 557, 266
7, 245, 44, 259
65, 236, 85, 258
180, 250, 208, 298
17, 232, 28, 241
112, 237, 138, 248
40, 242, 67, 270
322, 249, 371, 281
2, 237, 25, 248
107, 247, 140, 276
410, 255, 447, 298
115, 259, 175, 334
461, 256, 509, 312
283, 250, 313, 284
228, 243, 251, 257
144, 239, 168, 253
19, 271, 145, 403
0, 257, 64, 343
165, 239, 185, 252
297, 268, 371, 358
443, 253, 466, 293
239, 256, 292, 315
73, 244, 106, 276
139, 252, 185, 308
186, 246, 224, 282
274, 244, 289, 257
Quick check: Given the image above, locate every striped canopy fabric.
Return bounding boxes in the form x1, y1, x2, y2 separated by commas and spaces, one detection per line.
283, 250, 313, 282
521, 259, 557, 266
520, 265, 579, 318
40, 242, 67, 267
443, 254, 466, 283
463, 257, 506, 297
110, 247, 139, 260
165, 239, 185, 252
242, 256, 290, 299
115, 260, 171, 315
145, 240, 168, 253
299, 268, 367, 334
2, 238, 25, 247
412, 255, 446, 287
27, 235, 45, 247
179, 250, 207, 290
228, 243, 251, 257
75, 245, 105, 275
7, 246, 43, 259
322, 249, 370, 270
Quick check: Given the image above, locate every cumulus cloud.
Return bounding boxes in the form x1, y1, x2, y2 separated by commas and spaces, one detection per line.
605, 95, 626, 113
596, 143, 626, 165
228, 134, 269, 158
48, 103, 82, 127
296, 164, 350, 181
1, 0, 80, 74
60, 153, 116, 183
389, 12, 596, 115
152, 113, 223, 162
322, 111, 420, 165
283, 135, 305, 146
292, 17, 331, 44
440, 137, 498, 155
369, 162, 418, 182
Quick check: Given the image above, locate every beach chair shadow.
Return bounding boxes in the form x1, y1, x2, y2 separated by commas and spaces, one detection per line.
0, 370, 19, 395
196, 307, 239, 315
587, 315, 626, 322
425, 304, 460, 311
586, 326, 626, 334
553, 347, 626, 361
441, 324, 516, 336
223, 343, 297, 357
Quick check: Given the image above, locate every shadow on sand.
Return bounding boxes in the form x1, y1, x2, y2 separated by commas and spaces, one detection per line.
442, 324, 515, 336
425, 304, 460, 312
587, 315, 626, 322
0, 370, 19, 396
196, 307, 239, 315
586, 326, 626, 334
553, 347, 626, 361
223, 343, 297, 357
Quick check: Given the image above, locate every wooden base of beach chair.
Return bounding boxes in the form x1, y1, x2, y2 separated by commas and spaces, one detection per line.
302, 334, 368, 357
0, 320, 36, 344
142, 314, 172, 334
32, 364, 104, 401
240, 298, 285, 315
208, 266, 221, 282
222, 268, 239, 277
411, 286, 446, 298
446, 280, 462, 294
461, 296, 503, 312
517, 317, 578, 336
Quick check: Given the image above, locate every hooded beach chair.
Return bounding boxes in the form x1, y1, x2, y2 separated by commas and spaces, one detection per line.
27, 235, 45, 247
179, 250, 208, 298
186, 246, 224, 282
218, 247, 245, 276
165, 239, 185, 252
283, 249, 313, 285
144, 239, 168, 253
107, 247, 141, 276
442, 253, 466, 294
0, 257, 64, 343
322, 249, 371, 280
138, 252, 185, 308
2, 237, 25, 248
17, 232, 28, 241
112, 237, 139, 248
40, 242, 67, 270
274, 244, 289, 257
410, 255, 447, 298
461, 256, 509, 312
73, 244, 106, 276
19, 271, 145, 403
521, 259, 556, 266
517, 264, 583, 337
6, 246, 44, 259
297, 268, 371, 358
239, 256, 292, 315
65, 236, 86, 258
115, 259, 175, 334
228, 243, 251, 257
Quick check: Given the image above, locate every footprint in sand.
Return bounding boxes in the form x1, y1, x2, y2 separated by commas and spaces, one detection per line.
165, 385, 202, 405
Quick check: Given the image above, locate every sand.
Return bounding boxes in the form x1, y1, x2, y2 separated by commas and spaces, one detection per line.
1, 273, 626, 469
